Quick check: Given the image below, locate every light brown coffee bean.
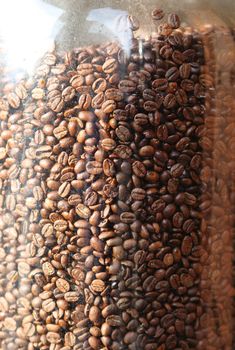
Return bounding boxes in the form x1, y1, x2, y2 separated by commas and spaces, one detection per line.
7, 92, 20, 108
102, 58, 118, 73
56, 278, 70, 293
58, 182, 71, 197
42, 298, 56, 313
91, 279, 106, 293
54, 219, 68, 232
76, 204, 91, 219
101, 138, 116, 151
42, 262, 55, 276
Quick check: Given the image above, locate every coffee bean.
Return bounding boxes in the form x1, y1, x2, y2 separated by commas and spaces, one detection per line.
0, 147, 7, 160
103, 58, 118, 73
132, 161, 146, 177
58, 182, 71, 197
92, 92, 105, 109
180, 273, 194, 288
64, 291, 80, 302
89, 306, 101, 324
42, 262, 55, 276
180, 63, 191, 79
4, 317, 17, 331
54, 219, 68, 231
7, 92, 21, 108
79, 93, 92, 110
42, 298, 56, 313
168, 13, 181, 29
171, 163, 184, 177
56, 278, 70, 293
181, 236, 193, 256
62, 86, 75, 102
106, 315, 123, 327
139, 145, 155, 157
86, 161, 102, 175
152, 78, 168, 91
101, 138, 116, 151
164, 93, 177, 109
77, 63, 93, 75
76, 204, 91, 219
92, 78, 107, 93
119, 79, 136, 93
124, 331, 137, 344
70, 74, 84, 89
115, 125, 131, 141
131, 188, 146, 201
115, 145, 132, 159
152, 8, 164, 20
91, 279, 105, 293
46, 332, 61, 344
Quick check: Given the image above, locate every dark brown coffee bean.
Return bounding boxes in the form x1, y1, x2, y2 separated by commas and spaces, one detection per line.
152, 78, 168, 91
180, 273, 194, 288
120, 212, 136, 224
143, 101, 158, 112
168, 13, 180, 29
134, 113, 149, 125
132, 161, 146, 177
131, 188, 146, 201
175, 89, 188, 105
181, 236, 193, 256
119, 80, 136, 93
105, 88, 123, 101
171, 163, 184, 178
172, 50, 184, 64
166, 67, 180, 81
139, 145, 155, 157
115, 125, 131, 142
157, 125, 168, 141
115, 145, 132, 159
164, 94, 177, 109
180, 63, 191, 79
173, 212, 184, 228
181, 79, 194, 92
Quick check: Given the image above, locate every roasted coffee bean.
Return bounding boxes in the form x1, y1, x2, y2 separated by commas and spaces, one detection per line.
164, 93, 177, 109
152, 8, 165, 20
180, 63, 191, 79
166, 66, 180, 81
115, 125, 131, 142
119, 79, 136, 93
152, 78, 168, 91
102, 58, 118, 73
168, 13, 180, 28
79, 93, 92, 109
92, 78, 107, 93
132, 161, 147, 177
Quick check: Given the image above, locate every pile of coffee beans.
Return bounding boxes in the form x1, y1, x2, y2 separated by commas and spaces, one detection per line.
0, 8, 234, 350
